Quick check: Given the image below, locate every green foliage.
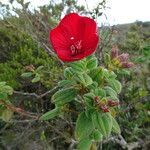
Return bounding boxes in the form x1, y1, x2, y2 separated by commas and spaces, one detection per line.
0, 28, 62, 89
90, 130, 103, 142
0, 82, 14, 122
92, 111, 112, 138
42, 55, 121, 148
108, 22, 150, 149
40, 107, 60, 120
0, 0, 149, 149
1, 109, 13, 122
120, 24, 144, 51
0, 82, 13, 99
134, 45, 150, 63
52, 88, 77, 105
77, 138, 92, 150
78, 138, 92, 150
75, 111, 94, 140
107, 78, 122, 94
111, 116, 121, 134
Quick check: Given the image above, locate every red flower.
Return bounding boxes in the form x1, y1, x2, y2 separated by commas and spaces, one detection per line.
50, 13, 99, 62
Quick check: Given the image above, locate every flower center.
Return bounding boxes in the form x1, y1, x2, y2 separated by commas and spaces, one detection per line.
70, 37, 82, 56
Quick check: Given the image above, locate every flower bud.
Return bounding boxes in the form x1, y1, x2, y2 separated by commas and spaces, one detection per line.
111, 45, 119, 59
100, 104, 109, 113
108, 100, 119, 107
121, 62, 134, 68
118, 53, 129, 62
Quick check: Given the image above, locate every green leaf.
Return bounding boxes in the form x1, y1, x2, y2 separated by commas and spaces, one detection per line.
21, 72, 33, 78
0, 83, 13, 99
0, 82, 6, 86
83, 93, 95, 108
64, 67, 74, 79
32, 74, 40, 83
70, 61, 85, 74
109, 71, 117, 78
36, 66, 44, 72
107, 79, 122, 94
52, 88, 77, 105
104, 86, 118, 99
0, 93, 7, 99
111, 117, 121, 134
117, 69, 130, 76
75, 112, 94, 140
90, 130, 103, 142
104, 53, 111, 66
86, 55, 95, 61
40, 131, 46, 141
89, 67, 103, 84
94, 88, 106, 98
77, 138, 92, 150
102, 68, 110, 79
87, 81, 98, 90
76, 73, 93, 86
40, 107, 60, 120
83, 74, 93, 86
58, 80, 75, 88
1, 109, 13, 122
92, 111, 112, 138
87, 57, 98, 70
3, 86, 13, 95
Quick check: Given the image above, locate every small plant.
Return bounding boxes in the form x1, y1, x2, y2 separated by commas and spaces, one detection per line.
21, 65, 44, 83
40, 13, 134, 149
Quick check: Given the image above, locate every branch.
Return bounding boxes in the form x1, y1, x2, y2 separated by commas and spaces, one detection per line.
103, 135, 141, 150
42, 43, 57, 58
13, 86, 59, 99
42, 43, 64, 65
0, 99, 38, 119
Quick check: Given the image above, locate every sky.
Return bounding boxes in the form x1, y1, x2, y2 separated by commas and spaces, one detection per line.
1, 0, 150, 25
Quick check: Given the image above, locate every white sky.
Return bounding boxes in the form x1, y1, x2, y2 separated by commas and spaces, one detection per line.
1, 0, 150, 25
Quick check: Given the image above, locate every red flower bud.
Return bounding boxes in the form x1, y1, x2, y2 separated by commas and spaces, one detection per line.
94, 96, 100, 101
111, 45, 119, 59
118, 53, 129, 62
100, 104, 109, 112
108, 100, 119, 107
121, 62, 134, 68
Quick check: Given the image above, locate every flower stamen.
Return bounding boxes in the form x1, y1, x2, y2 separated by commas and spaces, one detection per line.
70, 40, 82, 56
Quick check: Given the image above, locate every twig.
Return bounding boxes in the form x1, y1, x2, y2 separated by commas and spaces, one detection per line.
68, 139, 77, 150
7, 119, 37, 123
103, 135, 141, 150
0, 99, 38, 119
13, 91, 38, 98
42, 43, 64, 65
38, 86, 58, 98
42, 43, 57, 57
13, 86, 59, 99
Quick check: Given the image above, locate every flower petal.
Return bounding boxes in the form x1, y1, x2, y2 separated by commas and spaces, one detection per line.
83, 34, 99, 56
81, 17, 99, 56
81, 16, 98, 40
50, 26, 68, 53
56, 48, 72, 62
57, 50, 85, 62
59, 13, 81, 40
